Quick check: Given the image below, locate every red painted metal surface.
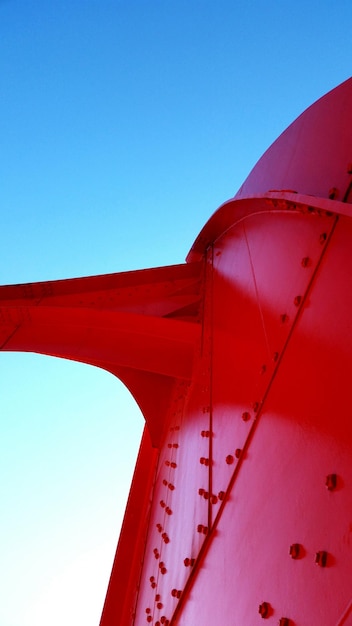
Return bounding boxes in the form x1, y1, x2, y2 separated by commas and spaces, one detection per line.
1, 78, 352, 625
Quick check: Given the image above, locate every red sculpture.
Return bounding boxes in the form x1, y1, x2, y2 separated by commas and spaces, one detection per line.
1, 78, 352, 625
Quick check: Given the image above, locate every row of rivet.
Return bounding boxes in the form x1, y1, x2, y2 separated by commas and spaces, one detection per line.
159, 500, 173, 515
144, 404, 184, 622
156, 524, 170, 544
198, 487, 218, 504
162, 479, 175, 491
289, 544, 329, 567
225, 449, 242, 464
146, 612, 169, 625
165, 460, 177, 468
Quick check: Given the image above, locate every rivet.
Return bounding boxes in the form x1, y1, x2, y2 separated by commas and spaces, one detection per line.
163, 479, 168, 486
258, 601, 270, 618
301, 256, 311, 268
160, 500, 166, 508
328, 187, 339, 199
315, 550, 328, 567
146, 607, 151, 614
156, 523, 162, 532
200, 457, 210, 466
165, 507, 172, 515
157, 602, 163, 609
211, 494, 218, 504
197, 524, 208, 535
147, 616, 152, 623
155, 594, 161, 601
170, 462, 177, 468
201, 430, 211, 438
172, 443, 179, 448
235, 448, 242, 459
294, 295, 302, 307
218, 490, 225, 501
226, 454, 234, 465
165, 460, 170, 467
203, 491, 209, 500
279, 619, 290, 626
326, 473, 337, 491
319, 232, 327, 244
253, 401, 260, 413
168, 483, 175, 491
242, 411, 251, 421
198, 488, 205, 496
184, 557, 195, 567
289, 543, 301, 559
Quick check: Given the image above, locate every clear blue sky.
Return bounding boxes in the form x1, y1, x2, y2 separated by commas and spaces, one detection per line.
0, 2, 351, 625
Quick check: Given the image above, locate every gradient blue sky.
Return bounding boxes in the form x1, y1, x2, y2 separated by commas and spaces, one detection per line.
0, 2, 351, 625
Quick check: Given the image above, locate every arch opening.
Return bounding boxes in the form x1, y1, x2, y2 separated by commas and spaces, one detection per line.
0, 352, 144, 626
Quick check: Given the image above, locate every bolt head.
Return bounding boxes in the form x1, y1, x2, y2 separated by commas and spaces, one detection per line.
258, 601, 270, 618
289, 543, 301, 559
326, 473, 337, 491
315, 550, 328, 567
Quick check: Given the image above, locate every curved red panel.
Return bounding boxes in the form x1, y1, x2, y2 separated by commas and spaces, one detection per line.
1, 78, 352, 626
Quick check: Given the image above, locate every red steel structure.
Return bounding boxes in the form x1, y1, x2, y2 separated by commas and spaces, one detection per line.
1, 78, 352, 625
